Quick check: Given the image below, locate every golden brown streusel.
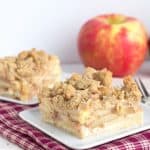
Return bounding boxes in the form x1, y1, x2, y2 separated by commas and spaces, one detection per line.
39, 67, 141, 112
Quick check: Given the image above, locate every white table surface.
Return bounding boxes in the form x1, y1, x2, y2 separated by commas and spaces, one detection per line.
0, 62, 150, 150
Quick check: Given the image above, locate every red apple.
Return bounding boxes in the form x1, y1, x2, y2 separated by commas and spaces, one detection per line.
78, 14, 148, 77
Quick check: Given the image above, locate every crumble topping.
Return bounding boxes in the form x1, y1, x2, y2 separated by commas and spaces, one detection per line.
0, 48, 58, 79
39, 67, 142, 111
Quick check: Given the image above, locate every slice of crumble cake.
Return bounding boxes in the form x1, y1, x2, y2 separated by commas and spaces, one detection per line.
39, 67, 142, 138
0, 48, 61, 101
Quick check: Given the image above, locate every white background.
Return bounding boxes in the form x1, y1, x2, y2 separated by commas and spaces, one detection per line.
0, 0, 149, 63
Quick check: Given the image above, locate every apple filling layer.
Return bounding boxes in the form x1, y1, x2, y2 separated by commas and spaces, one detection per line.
0, 49, 61, 101
39, 68, 142, 138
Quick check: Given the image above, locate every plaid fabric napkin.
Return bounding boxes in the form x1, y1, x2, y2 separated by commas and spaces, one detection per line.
0, 101, 150, 150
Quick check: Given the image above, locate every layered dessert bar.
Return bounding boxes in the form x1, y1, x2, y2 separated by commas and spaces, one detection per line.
0, 48, 61, 101
39, 67, 143, 138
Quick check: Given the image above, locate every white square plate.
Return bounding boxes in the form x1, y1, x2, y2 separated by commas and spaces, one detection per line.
0, 72, 71, 105
19, 104, 150, 149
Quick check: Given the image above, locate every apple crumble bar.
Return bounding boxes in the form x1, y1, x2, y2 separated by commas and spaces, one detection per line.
39, 67, 143, 138
0, 48, 61, 101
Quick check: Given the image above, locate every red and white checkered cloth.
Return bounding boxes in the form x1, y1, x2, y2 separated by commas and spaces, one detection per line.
0, 101, 150, 150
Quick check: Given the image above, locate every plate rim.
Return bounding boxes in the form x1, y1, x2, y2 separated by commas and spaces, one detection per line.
0, 96, 39, 105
